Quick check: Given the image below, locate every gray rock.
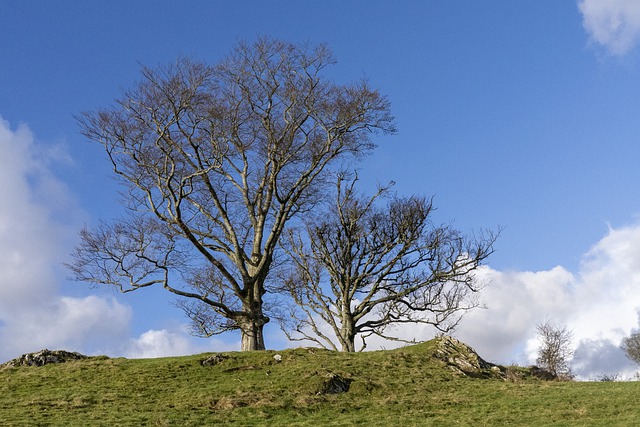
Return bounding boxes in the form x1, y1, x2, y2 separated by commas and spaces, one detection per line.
1, 349, 89, 368
433, 336, 505, 379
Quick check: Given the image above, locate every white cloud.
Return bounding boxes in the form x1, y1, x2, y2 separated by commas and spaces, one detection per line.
453, 223, 640, 379
0, 121, 59, 304
273, 222, 640, 379
455, 266, 575, 363
333, 221, 640, 380
0, 116, 243, 364
0, 117, 134, 362
125, 329, 199, 358
572, 338, 635, 380
579, 0, 640, 55
0, 296, 132, 358
124, 328, 239, 358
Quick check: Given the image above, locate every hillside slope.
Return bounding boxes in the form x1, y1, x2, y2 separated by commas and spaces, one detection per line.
1, 337, 639, 426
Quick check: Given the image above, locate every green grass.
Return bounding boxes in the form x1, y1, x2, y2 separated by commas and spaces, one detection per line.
2, 340, 640, 426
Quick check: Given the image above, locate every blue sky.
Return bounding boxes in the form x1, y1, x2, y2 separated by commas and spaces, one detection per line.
3, 1, 640, 378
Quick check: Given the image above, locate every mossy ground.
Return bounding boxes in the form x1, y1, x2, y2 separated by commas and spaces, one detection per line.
1, 339, 640, 426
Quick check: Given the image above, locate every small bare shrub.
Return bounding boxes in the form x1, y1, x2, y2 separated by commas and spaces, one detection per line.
535, 320, 573, 380
595, 373, 619, 382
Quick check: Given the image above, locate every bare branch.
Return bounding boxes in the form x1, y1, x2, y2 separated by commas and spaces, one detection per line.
536, 319, 574, 380
71, 38, 395, 350
278, 173, 497, 351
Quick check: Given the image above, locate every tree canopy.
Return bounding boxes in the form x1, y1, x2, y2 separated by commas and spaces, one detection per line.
68, 37, 395, 350
277, 174, 497, 351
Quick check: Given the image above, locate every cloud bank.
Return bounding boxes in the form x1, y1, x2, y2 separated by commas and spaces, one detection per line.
579, 0, 640, 55
345, 223, 640, 380
454, 223, 640, 379
0, 117, 222, 362
266, 215, 640, 380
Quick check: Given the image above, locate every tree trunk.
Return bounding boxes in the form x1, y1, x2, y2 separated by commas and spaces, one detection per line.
340, 338, 355, 352
340, 314, 356, 352
239, 293, 269, 351
240, 320, 266, 351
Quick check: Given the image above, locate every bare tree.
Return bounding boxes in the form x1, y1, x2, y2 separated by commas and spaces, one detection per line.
276, 174, 497, 351
621, 331, 640, 365
535, 320, 573, 379
68, 38, 395, 351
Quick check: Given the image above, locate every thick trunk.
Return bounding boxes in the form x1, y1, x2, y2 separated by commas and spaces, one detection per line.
340, 338, 356, 352
240, 320, 267, 351
238, 291, 269, 351
340, 314, 356, 352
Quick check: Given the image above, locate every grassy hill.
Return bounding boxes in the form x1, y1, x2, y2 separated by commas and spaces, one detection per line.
1, 337, 639, 426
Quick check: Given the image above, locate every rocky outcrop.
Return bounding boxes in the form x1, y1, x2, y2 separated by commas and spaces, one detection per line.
433, 336, 505, 379
1, 349, 89, 368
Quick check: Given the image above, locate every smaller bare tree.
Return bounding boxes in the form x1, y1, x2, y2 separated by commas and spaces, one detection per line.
276, 173, 497, 351
535, 320, 573, 380
621, 331, 640, 365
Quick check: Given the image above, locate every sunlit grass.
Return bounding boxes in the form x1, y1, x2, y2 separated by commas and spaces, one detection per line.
1, 340, 640, 426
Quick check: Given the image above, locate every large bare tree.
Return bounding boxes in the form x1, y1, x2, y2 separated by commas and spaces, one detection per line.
277, 174, 497, 351
68, 38, 395, 351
